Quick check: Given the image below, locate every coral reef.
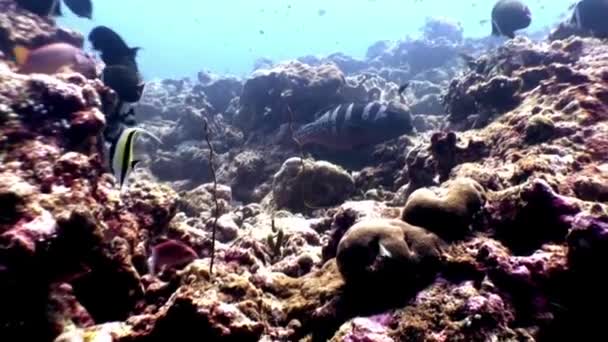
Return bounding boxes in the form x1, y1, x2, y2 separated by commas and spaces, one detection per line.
3, 4, 608, 342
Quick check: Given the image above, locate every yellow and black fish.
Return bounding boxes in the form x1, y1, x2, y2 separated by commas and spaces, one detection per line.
110, 127, 161, 191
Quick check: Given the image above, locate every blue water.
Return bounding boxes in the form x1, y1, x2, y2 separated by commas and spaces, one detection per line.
58, 0, 577, 80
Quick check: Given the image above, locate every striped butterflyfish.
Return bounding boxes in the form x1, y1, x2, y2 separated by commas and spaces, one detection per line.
110, 127, 161, 191
293, 101, 413, 150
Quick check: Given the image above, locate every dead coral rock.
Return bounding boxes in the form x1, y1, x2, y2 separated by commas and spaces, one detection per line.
0, 172, 37, 229
214, 214, 239, 243
475, 240, 568, 327
0, 209, 118, 340
572, 174, 608, 202
143, 288, 265, 341
567, 212, 608, 276
150, 143, 212, 182
230, 150, 267, 202
162, 107, 207, 145
71, 238, 144, 323
489, 179, 580, 255
272, 157, 355, 212
552, 213, 608, 340
444, 37, 582, 129
336, 218, 444, 289
47, 283, 95, 338
471, 75, 523, 113
430, 131, 489, 182
401, 178, 486, 241
237, 61, 345, 131
330, 313, 395, 342
130, 261, 268, 341
263, 260, 346, 341
524, 114, 556, 144
197, 76, 243, 114
410, 93, 444, 115
393, 143, 437, 204
54, 322, 131, 342
392, 279, 518, 341
342, 73, 401, 104
123, 179, 178, 234
176, 183, 232, 218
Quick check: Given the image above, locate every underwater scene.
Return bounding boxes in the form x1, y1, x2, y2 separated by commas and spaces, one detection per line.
2, 0, 608, 341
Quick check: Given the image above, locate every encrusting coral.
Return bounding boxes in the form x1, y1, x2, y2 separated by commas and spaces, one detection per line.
272, 157, 355, 212
336, 218, 444, 288
401, 177, 486, 241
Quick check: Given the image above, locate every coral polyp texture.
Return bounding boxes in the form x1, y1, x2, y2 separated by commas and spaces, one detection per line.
3, 2, 608, 341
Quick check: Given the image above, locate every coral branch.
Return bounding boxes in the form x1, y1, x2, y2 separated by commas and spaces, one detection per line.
203, 119, 220, 276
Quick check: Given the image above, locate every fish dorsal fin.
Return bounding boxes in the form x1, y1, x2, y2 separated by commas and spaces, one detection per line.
313, 104, 338, 119
138, 128, 162, 145
378, 242, 392, 258
572, 2, 582, 28
491, 20, 501, 36
13, 46, 29, 65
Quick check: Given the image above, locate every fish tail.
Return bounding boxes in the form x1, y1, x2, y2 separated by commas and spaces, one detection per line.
292, 125, 311, 145
13, 45, 29, 65
147, 254, 156, 277
129, 47, 142, 57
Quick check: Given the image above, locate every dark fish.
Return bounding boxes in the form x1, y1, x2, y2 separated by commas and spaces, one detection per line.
89, 26, 140, 68
491, 0, 532, 38
398, 82, 410, 95
102, 65, 145, 103
63, 0, 93, 19
147, 239, 198, 276
13, 43, 98, 78
15, 0, 58, 16
571, 0, 608, 37
293, 101, 413, 150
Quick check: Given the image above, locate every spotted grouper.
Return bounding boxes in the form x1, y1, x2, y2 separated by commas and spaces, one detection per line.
293, 101, 413, 150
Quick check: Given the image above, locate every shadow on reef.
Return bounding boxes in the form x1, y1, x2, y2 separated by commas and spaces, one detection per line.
302, 274, 436, 342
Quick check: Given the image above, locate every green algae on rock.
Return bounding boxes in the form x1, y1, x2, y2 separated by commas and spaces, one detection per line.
272, 157, 355, 212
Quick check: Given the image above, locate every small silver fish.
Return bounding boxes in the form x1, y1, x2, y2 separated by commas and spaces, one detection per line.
293, 101, 413, 150
110, 127, 161, 191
